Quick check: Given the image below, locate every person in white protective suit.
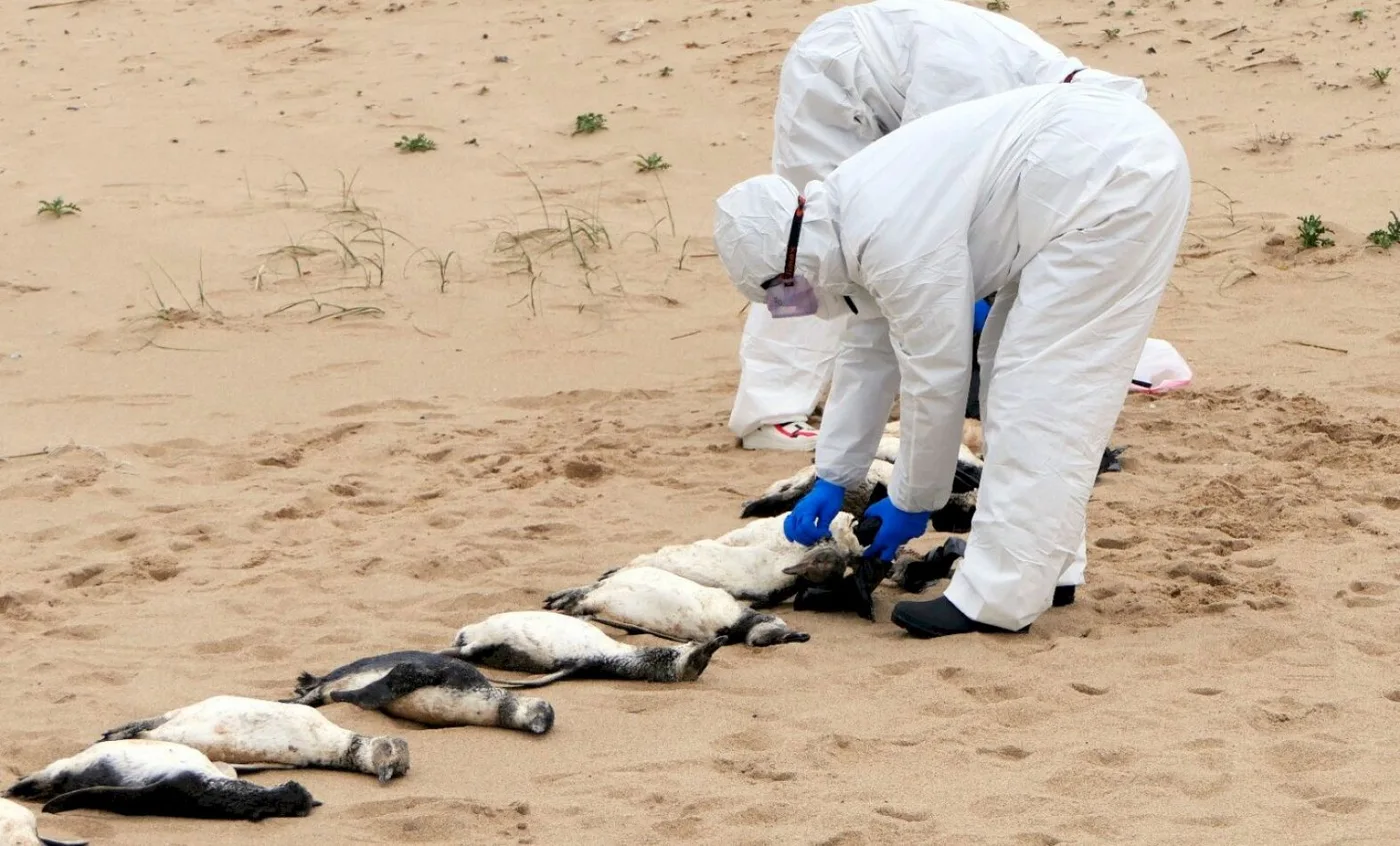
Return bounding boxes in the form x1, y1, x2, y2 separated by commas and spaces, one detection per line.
732, 0, 1150, 452
712, 82, 1191, 637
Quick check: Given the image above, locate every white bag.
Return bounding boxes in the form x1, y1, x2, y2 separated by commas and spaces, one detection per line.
1129, 338, 1192, 395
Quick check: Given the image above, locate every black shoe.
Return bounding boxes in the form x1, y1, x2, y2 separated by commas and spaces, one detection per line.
890, 596, 1028, 639
1053, 585, 1076, 607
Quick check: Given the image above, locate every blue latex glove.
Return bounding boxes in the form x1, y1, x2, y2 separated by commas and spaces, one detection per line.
863, 496, 932, 562
973, 298, 991, 334
784, 478, 845, 545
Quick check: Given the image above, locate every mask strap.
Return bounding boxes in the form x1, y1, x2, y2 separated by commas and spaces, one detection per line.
781, 196, 806, 279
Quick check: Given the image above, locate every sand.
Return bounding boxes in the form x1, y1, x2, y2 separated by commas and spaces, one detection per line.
4, 0, 1400, 842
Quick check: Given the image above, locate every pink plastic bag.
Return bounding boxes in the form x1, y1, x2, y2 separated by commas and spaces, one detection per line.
1129, 338, 1192, 395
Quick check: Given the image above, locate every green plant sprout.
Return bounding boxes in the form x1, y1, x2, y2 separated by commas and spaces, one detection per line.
1367, 212, 1400, 248
573, 113, 607, 135
394, 134, 436, 152
635, 153, 670, 173
1296, 215, 1335, 249
37, 197, 80, 217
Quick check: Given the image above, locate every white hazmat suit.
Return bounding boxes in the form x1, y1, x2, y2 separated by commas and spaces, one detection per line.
713, 83, 1191, 633
731, 0, 1149, 447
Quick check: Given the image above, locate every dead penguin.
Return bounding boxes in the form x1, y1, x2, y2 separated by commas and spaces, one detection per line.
283, 650, 554, 735
439, 610, 725, 686
616, 511, 866, 607
0, 797, 86, 846
740, 460, 894, 520
544, 565, 810, 647
98, 695, 410, 784
741, 449, 982, 533
5, 739, 318, 822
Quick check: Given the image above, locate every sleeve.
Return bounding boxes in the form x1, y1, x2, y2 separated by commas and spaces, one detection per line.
814, 307, 903, 491
863, 244, 976, 514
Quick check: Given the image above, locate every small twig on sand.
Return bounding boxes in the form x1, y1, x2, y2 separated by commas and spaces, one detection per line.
0, 447, 52, 461
1218, 266, 1258, 292
27, 0, 98, 8
1283, 340, 1348, 354
1233, 55, 1301, 72
670, 330, 701, 341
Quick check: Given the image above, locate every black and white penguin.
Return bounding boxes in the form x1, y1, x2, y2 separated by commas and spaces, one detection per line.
544, 566, 810, 647
614, 510, 866, 607
739, 447, 983, 533
0, 797, 87, 846
6, 739, 319, 822
98, 695, 410, 784
438, 611, 725, 686
283, 651, 555, 735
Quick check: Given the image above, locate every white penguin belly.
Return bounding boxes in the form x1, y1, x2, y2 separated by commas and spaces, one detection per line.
384, 688, 497, 727
628, 543, 795, 597
139, 696, 354, 766
0, 797, 42, 846
465, 611, 632, 663
585, 568, 741, 642
75, 739, 228, 783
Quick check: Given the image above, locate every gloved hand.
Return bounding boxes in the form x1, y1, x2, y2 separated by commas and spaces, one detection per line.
973, 298, 992, 334
784, 478, 845, 546
863, 496, 931, 562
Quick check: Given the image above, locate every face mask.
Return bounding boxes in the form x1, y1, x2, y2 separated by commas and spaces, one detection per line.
760, 196, 856, 320
762, 273, 820, 318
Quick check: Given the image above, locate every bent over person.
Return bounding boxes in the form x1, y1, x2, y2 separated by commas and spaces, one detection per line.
712, 82, 1191, 638
731, 0, 1148, 452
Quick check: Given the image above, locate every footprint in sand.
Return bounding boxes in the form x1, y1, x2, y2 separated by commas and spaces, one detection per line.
961, 683, 1027, 703
874, 659, 920, 677
714, 727, 776, 753
1311, 796, 1371, 814
1336, 579, 1396, 608
978, 745, 1032, 761
874, 806, 930, 823
348, 796, 520, 842
41, 624, 109, 642
324, 398, 445, 418
1265, 739, 1350, 774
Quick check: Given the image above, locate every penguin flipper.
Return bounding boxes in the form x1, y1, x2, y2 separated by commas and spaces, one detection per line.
43, 773, 311, 821
586, 616, 690, 643
482, 667, 580, 689
42, 781, 189, 818
99, 714, 170, 742
541, 586, 589, 613
329, 663, 444, 710
281, 671, 327, 705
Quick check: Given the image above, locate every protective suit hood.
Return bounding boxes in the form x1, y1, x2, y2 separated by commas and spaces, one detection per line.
714, 174, 855, 317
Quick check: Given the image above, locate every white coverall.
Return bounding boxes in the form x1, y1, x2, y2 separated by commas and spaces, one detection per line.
713, 83, 1191, 631
730, 0, 1149, 442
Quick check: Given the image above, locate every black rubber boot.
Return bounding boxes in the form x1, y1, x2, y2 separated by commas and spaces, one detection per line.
890, 595, 1028, 639
1053, 585, 1077, 607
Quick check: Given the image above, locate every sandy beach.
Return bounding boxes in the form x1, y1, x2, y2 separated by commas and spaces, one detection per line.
4, 0, 1400, 843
